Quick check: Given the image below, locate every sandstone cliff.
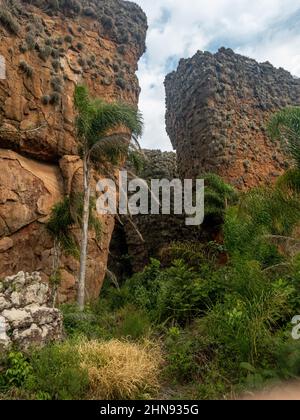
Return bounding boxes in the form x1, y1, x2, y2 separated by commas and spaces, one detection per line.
0, 0, 147, 302
165, 48, 300, 188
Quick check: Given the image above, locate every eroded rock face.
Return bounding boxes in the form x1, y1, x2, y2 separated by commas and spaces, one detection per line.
0, 1, 147, 301
165, 48, 300, 189
0, 0, 147, 160
0, 272, 63, 351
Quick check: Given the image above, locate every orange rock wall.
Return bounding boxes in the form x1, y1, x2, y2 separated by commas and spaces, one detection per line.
0, 0, 147, 302
165, 48, 300, 189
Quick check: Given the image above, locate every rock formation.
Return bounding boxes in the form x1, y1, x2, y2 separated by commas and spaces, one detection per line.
0, 0, 147, 301
0, 271, 63, 351
108, 150, 203, 274
165, 48, 300, 188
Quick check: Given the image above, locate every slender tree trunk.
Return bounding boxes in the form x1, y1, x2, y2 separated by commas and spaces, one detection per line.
78, 151, 91, 311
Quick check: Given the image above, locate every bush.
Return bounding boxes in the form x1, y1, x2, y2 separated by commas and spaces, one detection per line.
64, 34, 73, 43
49, 92, 61, 106
19, 61, 33, 78
50, 76, 63, 92
114, 305, 151, 339
39, 45, 52, 61
0, 8, 20, 35
61, 303, 113, 340
25, 33, 35, 50
0, 352, 33, 391
164, 327, 201, 383
78, 339, 162, 399
51, 59, 60, 71
26, 341, 89, 400
116, 77, 126, 90
200, 277, 294, 371
126, 258, 161, 315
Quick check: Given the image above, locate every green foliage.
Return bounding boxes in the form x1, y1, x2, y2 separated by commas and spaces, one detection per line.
26, 341, 89, 400
276, 168, 300, 194
122, 257, 227, 325
0, 8, 20, 34
113, 305, 151, 340
224, 184, 300, 264
47, 195, 102, 258
61, 301, 150, 342
125, 258, 161, 315
0, 352, 33, 391
157, 260, 211, 324
74, 85, 143, 156
202, 281, 293, 368
46, 197, 79, 258
19, 61, 33, 78
164, 327, 203, 382
165, 241, 226, 270
61, 303, 108, 339
49, 92, 61, 106
268, 107, 300, 168
38, 45, 52, 61
201, 173, 237, 223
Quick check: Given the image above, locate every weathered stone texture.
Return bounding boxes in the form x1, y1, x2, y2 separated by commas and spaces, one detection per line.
0, 271, 63, 351
165, 48, 300, 188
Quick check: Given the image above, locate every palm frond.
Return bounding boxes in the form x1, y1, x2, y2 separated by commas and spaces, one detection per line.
74, 85, 143, 155
268, 107, 300, 168
276, 169, 300, 194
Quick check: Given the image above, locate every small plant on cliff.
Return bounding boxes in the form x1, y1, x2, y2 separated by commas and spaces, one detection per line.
0, 7, 20, 35
74, 85, 143, 310
19, 61, 33, 78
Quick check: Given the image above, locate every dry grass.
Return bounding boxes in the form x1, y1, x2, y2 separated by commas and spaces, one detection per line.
77, 339, 162, 400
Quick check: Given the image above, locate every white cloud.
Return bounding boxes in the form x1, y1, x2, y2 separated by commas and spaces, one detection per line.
134, 0, 300, 150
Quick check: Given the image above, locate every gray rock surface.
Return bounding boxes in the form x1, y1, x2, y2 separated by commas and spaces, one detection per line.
0, 271, 63, 351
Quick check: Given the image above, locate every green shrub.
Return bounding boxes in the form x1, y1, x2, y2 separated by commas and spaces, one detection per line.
201, 277, 294, 371
50, 76, 63, 92
64, 34, 73, 43
114, 305, 151, 340
61, 303, 111, 339
19, 61, 33, 78
25, 33, 35, 50
201, 173, 237, 224
51, 59, 60, 71
116, 77, 126, 90
126, 258, 161, 315
0, 352, 33, 391
26, 341, 89, 400
51, 48, 60, 59
49, 92, 61, 106
156, 260, 224, 324
0, 8, 20, 35
39, 45, 52, 61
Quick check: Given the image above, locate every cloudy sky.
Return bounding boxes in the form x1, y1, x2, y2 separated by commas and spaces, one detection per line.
134, 0, 300, 151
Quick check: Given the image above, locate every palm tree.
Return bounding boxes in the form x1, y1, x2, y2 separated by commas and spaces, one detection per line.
201, 173, 237, 221
268, 107, 300, 168
74, 85, 143, 310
